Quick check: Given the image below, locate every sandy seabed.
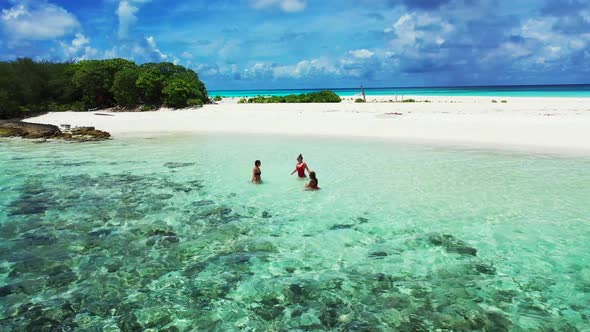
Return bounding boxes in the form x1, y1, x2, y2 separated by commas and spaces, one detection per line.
27, 95, 590, 155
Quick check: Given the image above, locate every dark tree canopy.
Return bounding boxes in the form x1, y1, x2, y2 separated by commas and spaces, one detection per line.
0, 58, 209, 119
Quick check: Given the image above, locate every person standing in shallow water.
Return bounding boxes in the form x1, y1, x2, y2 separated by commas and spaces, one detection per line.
290, 154, 310, 178
252, 160, 262, 183
306, 171, 320, 190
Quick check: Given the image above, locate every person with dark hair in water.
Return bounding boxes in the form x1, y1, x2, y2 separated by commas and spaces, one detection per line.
306, 171, 320, 190
252, 160, 262, 183
290, 154, 310, 178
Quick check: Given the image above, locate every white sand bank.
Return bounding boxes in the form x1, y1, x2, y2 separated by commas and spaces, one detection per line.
26, 96, 590, 155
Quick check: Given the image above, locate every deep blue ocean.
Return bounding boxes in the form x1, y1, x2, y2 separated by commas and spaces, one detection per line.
210, 84, 590, 98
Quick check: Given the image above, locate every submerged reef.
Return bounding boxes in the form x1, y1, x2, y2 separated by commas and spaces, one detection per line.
0, 170, 587, 331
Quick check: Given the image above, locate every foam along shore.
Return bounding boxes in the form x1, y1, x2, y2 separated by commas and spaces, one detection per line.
26, 95, 590, 155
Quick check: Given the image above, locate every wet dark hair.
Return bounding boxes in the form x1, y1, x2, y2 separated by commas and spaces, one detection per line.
297, 154, 303, 160
309, 171, 318, 187
255, 160, 261, 166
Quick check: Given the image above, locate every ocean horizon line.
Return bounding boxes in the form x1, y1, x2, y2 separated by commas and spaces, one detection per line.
210, 83, 590, 92
209, 83, 590, 98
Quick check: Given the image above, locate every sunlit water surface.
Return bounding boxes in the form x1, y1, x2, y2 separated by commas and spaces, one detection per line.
0, 135, 589, 331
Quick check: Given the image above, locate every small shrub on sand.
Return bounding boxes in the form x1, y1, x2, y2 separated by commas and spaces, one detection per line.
492, 100, 497, 103
187, 99, 203, 107
355, 98, 365, 103
242, 90, 341, 103
501, 100, 507, 103
402, 99, 416, 103
140, 104, 156, 111
213, 96, 222, 102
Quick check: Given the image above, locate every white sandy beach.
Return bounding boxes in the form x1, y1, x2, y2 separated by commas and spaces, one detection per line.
27, 95, 590, 155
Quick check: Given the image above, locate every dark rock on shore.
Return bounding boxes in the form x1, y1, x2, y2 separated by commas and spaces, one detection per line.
0, 120, 110, 141
0, 120, 61, 138
64, 126, 111, 140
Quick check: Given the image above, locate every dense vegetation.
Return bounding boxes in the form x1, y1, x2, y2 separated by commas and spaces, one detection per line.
0, 58, 209, 119
238, 90, 341, 104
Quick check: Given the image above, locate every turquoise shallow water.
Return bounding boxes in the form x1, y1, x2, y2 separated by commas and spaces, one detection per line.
1, 135, 589, 331
210, 84, 590, 98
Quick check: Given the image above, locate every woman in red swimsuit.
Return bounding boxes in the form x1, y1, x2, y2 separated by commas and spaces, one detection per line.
290, 154, 310, 178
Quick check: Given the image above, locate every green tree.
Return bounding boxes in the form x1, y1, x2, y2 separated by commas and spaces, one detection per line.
112, 66, 139, 107
136, 64, 165, 105
163, 77, 193, 108
46, 62, 78, 104
72, 58, 135, 108
138, 62, 208, 107
0, 58, 209, 119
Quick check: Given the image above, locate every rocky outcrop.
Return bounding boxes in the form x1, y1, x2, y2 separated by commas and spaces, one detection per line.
0, 121, 110, 141
0, 120, 61, 139
64, 126, 111, 140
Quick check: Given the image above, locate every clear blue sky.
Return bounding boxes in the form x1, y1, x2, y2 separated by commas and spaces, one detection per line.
1, 0, 589, 89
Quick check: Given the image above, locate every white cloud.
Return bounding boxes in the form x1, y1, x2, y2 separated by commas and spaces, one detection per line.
349, 49, 374, 59
61, 33, 89, 55
514, 17, 590, 65
520, 18, 554, 42
1, 3, 79, 40
145, 35, 167, 60
217, 40, 243, 61
71, 33, 90, 48
117, 1, 138, 38
116, 0, 153, 38
197, 59, 335, 80
181, 51, 193, 59
251, 0, 306, 12
387, 13, 454, 49
1, 4, 26, 20
104, 48, 118, 58
81, 46, 99, 60
506, 42, 532, 58
59, 33, 99, 60
197, 64, 219, 76
272, 58, 340, 78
